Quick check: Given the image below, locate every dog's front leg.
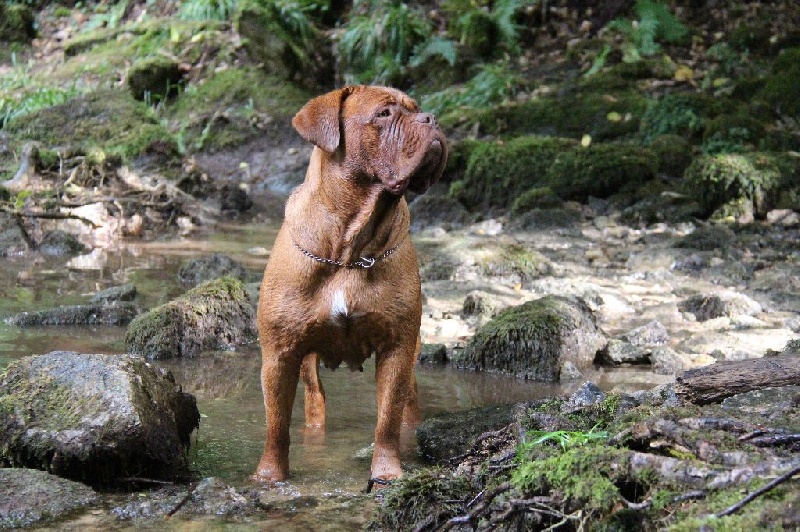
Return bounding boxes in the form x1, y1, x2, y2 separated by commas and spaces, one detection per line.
255, 351, 301, 481
371, 346, 416, 481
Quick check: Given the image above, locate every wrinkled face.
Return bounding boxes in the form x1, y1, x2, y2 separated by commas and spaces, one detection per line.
293, 86, 448, 196
341, 87, 447, 195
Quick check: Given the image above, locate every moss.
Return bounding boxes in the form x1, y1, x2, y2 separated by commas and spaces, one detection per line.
0, 3, 36, 43
367, 468, 472, 530
127, 57, 184, 102
5, 89, 176, 162
640, 92, 732, 142
444, 91, 647, 141
511, 187, 562, 216
454, 136, 577, 211
683, 152, 782, 217
512, 443, 630, 514
125, 276, 256, 359
544, 143, 658, 201
479, 243, 552, 282
756, 47, 800, 119
650, 134, 693, 177
168, 67, 312, 152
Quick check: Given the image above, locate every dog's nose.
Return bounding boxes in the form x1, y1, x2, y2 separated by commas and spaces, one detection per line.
416, 113, 437, 126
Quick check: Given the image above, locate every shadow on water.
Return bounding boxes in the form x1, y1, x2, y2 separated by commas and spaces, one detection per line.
0, 222, 669, 504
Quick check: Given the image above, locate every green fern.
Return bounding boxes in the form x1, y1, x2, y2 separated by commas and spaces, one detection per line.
420, 61, 521, 115
179, 0, 240, 21
607, 0, 688, 63
410, 36, 457, 68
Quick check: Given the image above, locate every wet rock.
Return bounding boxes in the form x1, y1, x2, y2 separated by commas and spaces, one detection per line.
766, 209, 800, 227
408, 193, 471, 232
0, 469, 97, 528
416, 404, 515, 462
125, 276, 257, 359
0, 352, 199, 486
679, 291, 762, 321
473, 242, 553, 286
5, 303, 140, 327
419, 343, 447, 365
219, 184, 254, 215
721, 386, 800, 418
600, 339, 649, 364
37, 230, 87, 256
629, 383, 682, 407
0, 211, 31, 256
178, 253, 253, 285
674, 224, 736, 251
623, 320, 669, 346
90, 283, 138, 304
461, 290, 502, 321
560, 381, 606, 414
650, 347, 715, 375
560, 360, 583, 380
506, 208, 583, 233
457, 295, 607, 381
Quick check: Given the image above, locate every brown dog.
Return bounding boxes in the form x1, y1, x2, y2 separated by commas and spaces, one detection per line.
255, 86, 447, 484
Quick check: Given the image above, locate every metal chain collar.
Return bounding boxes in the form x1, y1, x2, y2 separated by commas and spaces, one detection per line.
292, 238, 403, 269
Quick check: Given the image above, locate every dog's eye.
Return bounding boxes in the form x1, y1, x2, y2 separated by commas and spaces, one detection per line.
376, 108, 392, 118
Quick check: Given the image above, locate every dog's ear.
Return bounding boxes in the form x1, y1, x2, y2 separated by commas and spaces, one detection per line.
292, 87, 353, 153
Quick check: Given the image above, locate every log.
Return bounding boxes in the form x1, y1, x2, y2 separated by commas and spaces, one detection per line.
675, 354, 800, 405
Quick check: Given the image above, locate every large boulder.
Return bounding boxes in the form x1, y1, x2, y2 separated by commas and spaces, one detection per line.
456, 295, 607, 381
125, 276, 256, 359
0, 352, 199, 486
0, 469, 97, 528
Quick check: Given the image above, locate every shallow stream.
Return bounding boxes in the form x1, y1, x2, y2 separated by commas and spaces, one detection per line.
0, 221, 668, 526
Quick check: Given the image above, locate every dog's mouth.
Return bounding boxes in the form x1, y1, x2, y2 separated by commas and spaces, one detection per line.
383, 137, 446, 196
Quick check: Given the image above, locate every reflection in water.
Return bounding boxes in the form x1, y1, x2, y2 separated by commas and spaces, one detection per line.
0, 222, 669, 498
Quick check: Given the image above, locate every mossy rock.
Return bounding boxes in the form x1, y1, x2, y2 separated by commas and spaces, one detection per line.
168, 67, 312, 152
127, 57, 184, 102
125, 276, 256, 359
683, 152, 782, 217
0, 352, 199, 487
452, 91, 647, 141
510, 187, 563, 216
5, 89, 177, 162
650, 134, 693, 178
545, 144, 658, 201
453, 136, 577, 212
0, 3, 36, 43
478, 243, 553, 284
756, 47, 800, 120
236, 6, 333, 88
640, 92, 732, 142
457, 295, 607, 381
416, 404, 516, 462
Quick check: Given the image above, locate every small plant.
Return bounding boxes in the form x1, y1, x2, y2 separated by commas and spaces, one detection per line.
420, 61, 521, 115
640, 94, 704, 142
524, 425, 609, 452
179, 0, 241, 21
607, 0, 688, 63
1, 86, 78, 128
445, 0, 536, 57
338, 0, 434, 84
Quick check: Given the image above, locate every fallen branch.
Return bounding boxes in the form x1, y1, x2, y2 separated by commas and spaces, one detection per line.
675, 354, 800, 405
713, 463, 800, 518
0, 205, 100, 228
165, 481, 199, 519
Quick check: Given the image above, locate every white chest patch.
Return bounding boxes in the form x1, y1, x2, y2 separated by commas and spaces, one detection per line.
330, 289, 348, 324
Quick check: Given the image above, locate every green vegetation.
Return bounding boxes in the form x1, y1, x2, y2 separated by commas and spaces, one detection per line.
525, 425, 608, 452
607, 0, 689, 63
684, 152, 783, 217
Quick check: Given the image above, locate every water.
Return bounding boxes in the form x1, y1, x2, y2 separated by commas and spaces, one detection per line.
0, 221, 667, 503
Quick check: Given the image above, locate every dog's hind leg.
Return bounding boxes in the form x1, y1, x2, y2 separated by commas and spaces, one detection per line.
255, 350, 301, 482
301, 352, 326, 428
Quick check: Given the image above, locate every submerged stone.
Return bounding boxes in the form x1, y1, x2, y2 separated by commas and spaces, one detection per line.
5, 303, 140, 327
0, 468, 97, 528
0, 352, 200, 486
177, 253, 253, 286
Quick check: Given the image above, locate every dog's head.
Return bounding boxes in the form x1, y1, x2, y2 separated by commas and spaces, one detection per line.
292, 86, 447, 195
